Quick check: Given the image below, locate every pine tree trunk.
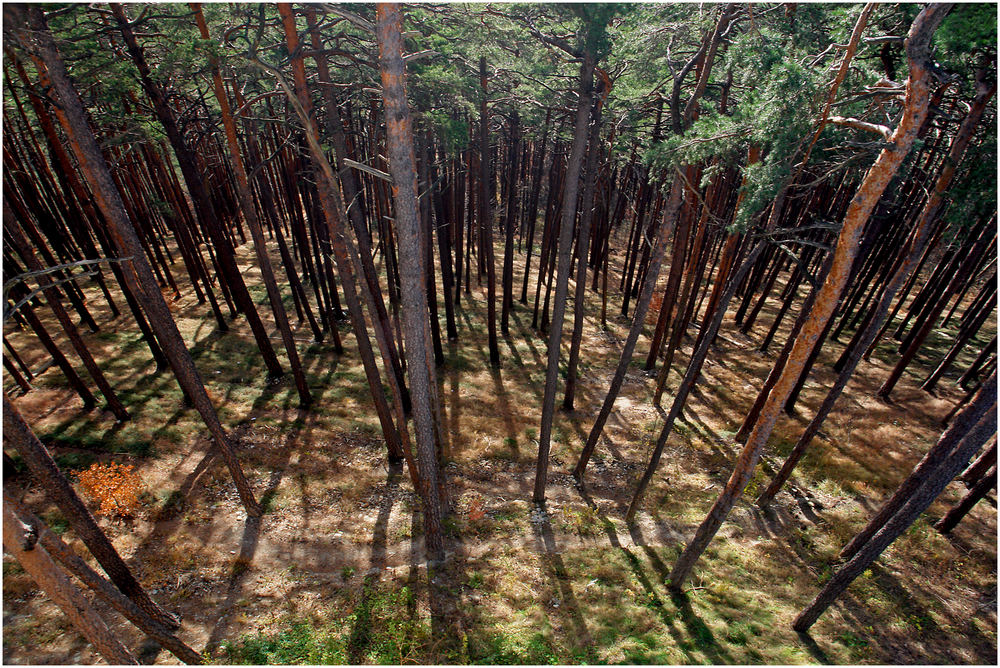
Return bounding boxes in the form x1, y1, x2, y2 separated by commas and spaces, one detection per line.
110, 3, 284, 380
534, 52, 596, 502
668, 4, 948, 591
794, 378, 995, 631
375, 2, 446, 559
3, 393, 180, 630
3, 490, 202, 664
563, 88, 605, 411
274, 3, 409, 468
193, 2, 311, 407
479, 56, 501, 368
2, 499, 138, 665
935, 464, 996, 534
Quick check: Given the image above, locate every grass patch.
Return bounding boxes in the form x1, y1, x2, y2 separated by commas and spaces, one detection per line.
222, 584, 430, 664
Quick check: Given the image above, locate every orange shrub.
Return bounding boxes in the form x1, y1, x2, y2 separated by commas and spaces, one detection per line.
76, 462, 144, 517
468, 496, 486, 522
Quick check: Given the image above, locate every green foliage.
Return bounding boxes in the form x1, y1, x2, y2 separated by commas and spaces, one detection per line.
466, 629, 559, 664
223, 619, 347, 664
934, 4, 997, 75
41, 509, 70, 535
649, 27, 823, 230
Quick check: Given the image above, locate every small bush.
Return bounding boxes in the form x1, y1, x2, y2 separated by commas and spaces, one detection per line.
75, 462, 143, 517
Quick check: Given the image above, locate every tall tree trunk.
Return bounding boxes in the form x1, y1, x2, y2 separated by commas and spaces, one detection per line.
273, 3, 409, 469
110, 4, 284, 381
5, 214, 129, 420
563, 84, 606, 411
573, 178, 684, 481
501, 112, 520, 336
479, 56, 501, 368
375, 2, 446, 560
533, 50, 596, 502
757, 71, 995, 506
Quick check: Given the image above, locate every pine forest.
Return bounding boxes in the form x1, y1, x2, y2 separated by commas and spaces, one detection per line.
1, 2, 997, 664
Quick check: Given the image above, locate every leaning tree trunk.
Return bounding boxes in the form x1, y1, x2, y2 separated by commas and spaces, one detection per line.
667, 3, 950, 591
273, 3, 411, 470
5, 213, 129, 421
110, 3, 284, 381
534, 51, 596, 503
935, 463, 996, 533
3, 490, 202, 664
3, 393, 179, 630
191, 2, 311, 408
756, 69, 995, 507
2, 500, 138, 665
573, 178, 684, 481
794, 374, 995, 631
12, 3, 262, 518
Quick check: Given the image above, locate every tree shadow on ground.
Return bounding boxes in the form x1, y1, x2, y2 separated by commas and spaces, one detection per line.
201, 411, 306, 654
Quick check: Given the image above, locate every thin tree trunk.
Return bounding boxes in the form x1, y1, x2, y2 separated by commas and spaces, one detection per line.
534, 52, 596, 502
573, 178, 684, 481
192, 3, 311, 407
563, 87, 605, 411
756, 71, 995, 506
5, 214, 129, 420
935, 464, 996, 533
273, 3, 409, 468
479, 56, 501, 368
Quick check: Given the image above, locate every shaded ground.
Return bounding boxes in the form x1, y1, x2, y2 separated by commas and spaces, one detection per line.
3, 224, 996, 664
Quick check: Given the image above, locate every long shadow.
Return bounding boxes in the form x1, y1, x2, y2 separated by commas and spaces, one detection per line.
668, 588, 735, 665
531, 505, 595, 660
579, 486, 732, 663
201, 412, 304, 653
599, 504, 733, 664
796, 630, 834, 663
489, 367, 520, 446
347, 461, 402, 662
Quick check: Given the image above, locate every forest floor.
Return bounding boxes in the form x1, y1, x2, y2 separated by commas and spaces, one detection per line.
3, 225, 996, 665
